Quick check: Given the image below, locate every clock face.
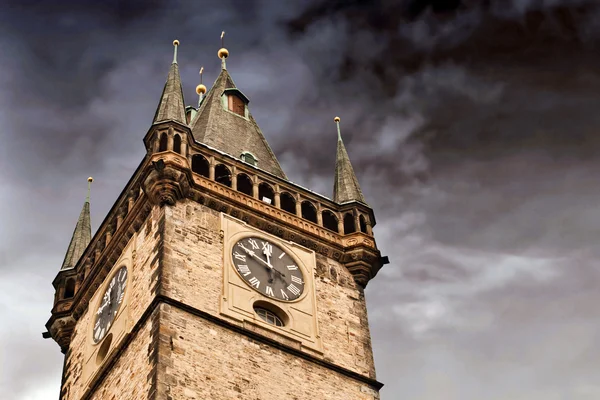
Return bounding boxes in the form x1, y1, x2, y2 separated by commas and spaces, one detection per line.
232, 237, 305, 301
92, 266, 128, 344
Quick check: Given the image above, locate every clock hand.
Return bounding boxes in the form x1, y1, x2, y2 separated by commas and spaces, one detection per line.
239, 243, 286, 278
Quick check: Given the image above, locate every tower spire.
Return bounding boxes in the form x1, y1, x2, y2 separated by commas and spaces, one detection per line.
153, 39, 186, 124
60, 177, 93, 270
189, 33, 286, 178
333, 117, 367, 204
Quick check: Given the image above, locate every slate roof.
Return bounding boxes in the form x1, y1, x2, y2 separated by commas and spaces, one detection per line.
333, 133, 367, 204
153, 61, 186, 125
190, 67, 287, 179
60, 199, 91, 270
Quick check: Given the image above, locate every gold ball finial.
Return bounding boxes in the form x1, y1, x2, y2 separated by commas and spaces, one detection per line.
218, 48, 229, 59
334, 116, 340, 123
173, 39, 180, 46
196, 84, 207, 94
88, 177, 94, 182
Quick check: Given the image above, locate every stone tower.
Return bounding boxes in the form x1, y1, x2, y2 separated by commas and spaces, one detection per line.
45, 40, 387, 400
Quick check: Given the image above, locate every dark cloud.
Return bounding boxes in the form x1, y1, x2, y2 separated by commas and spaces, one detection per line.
2, 0, 600, 399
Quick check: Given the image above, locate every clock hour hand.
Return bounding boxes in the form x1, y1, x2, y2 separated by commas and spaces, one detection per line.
239, 243, 286, 278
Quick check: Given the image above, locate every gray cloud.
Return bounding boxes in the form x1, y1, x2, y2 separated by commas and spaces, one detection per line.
2, 0, 600, 398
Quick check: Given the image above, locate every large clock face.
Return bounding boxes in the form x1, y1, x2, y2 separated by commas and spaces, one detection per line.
232, 237, 305, 301
92, 266, 128, 344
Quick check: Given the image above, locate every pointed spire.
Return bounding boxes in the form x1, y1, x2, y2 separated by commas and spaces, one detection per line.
189, 37, 286, 178
333, 117, 367, 204
153, 40, 186, 124
61, 178, 93, 270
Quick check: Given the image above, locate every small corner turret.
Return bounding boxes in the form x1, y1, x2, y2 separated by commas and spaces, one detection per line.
331, 117, 386, 286
44, 177, 93, 352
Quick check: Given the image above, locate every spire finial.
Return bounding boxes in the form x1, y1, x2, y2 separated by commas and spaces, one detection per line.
196, 67, 207, 107
86, 177, 93, 203
334, 116, 342, 141
218, 31, 229, 70
172, 39, 180, 64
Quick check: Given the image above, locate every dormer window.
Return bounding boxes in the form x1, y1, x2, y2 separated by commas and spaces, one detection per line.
228, 94, 245, 116
240, 152, 257, 166
222, 88, 249, 118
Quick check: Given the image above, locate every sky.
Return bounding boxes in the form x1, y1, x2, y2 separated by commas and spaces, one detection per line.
2, 0, 600, 399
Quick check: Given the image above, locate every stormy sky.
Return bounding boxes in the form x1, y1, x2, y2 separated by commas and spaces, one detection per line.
2, 0, 600, 398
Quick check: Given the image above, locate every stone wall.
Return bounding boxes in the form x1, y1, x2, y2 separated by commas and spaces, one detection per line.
162, 199, 376, 378
62, 208, 161, 400
156, 303, 380, 399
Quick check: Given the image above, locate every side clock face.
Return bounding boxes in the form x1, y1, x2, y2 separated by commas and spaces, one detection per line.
232, 237, 305, 301
92, 266, 128, 344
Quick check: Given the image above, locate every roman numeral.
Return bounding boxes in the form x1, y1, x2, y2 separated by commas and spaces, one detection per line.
248, 238, 259, 249
234, 252, 246, 262
291, 275, 303, 285
237, 264, 251, 276
249, 277, 260, 289
265, 286, 274, 297
286, 265, 298, 271
278, 252, 286, 259
261, 241, 272, 253
280, 290, 289, 300
287, 284, 301, 296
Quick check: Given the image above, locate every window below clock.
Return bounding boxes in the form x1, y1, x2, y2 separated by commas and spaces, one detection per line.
254, 307, 284, 327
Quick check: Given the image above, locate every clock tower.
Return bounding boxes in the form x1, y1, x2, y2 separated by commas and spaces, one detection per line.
45, 39, 387, 400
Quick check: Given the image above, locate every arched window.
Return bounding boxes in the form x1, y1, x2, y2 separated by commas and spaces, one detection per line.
241, 152, 257, 166
173, 134, 181, 154
254, 307, 284, 327
344, 213, 356, 234
158, 133, 168, 152
64, 279, 75, 299
191, 154, 209, 178
301, 201, 317, 223
258, 183, 274, 204
322, 210, 339, 233
215, 164, 232, 187
237, 173, 254, 196
280, 192, 296, 214
359, 215, 368, 233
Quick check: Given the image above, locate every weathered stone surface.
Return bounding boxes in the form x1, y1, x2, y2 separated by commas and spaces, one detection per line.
156, 304, 380, 400
61, 209, 161, 400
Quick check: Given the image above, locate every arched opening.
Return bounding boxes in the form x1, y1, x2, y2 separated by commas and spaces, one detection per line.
301, 201, 317, 223
237, 173, 254, 196
344, 213, 356, 234
64, 278, 75, 299
191, 154, 209, 178
253, 300, 289, 327
158, 133, 168, 152
359, 215, 368, 233
258, 183, 274, 204
280, 192, 296, 214
96, 333, 113, 365
322, 210, 339, 233
173, 134, 181, 154
215, 164, 232, 187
